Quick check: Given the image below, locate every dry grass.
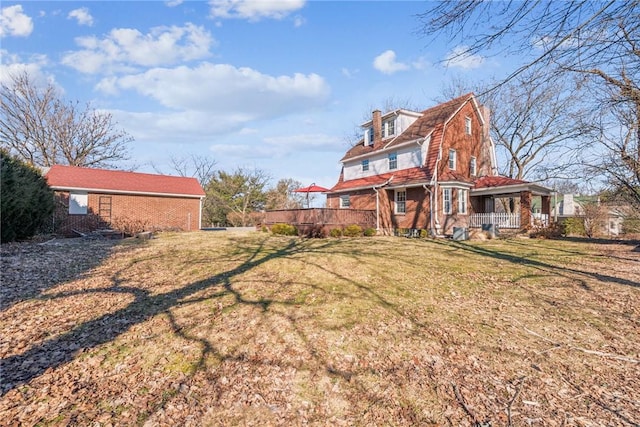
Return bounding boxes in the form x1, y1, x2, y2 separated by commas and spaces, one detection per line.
1, 232, 639, 426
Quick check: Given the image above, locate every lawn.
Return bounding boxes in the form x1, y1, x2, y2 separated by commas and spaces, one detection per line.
1, 232, 639, 426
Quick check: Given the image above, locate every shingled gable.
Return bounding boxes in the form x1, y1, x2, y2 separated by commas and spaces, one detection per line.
45, 165, 205, 197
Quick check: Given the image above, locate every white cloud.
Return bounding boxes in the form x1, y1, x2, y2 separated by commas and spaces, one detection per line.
105, 63, 330, 116
61, 23, 214, 74
445, 46, 485, 70
68, 7, 93, 26
210, 133, 342, 160
208, 0, 306, 21
293, 15, 305, 27
373, 50, 409, 74
0, 51, 51, 86
165, 0, 185, 6
0, 5, 33, 37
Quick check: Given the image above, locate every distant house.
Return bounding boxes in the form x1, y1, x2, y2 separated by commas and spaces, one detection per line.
326, 93, 554, 235
45, 165, 205, 236
554, 194, 630, 236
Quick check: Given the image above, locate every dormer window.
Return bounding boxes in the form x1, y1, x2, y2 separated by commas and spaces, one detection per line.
364, 128, 374, 146
383, 119, 395, 138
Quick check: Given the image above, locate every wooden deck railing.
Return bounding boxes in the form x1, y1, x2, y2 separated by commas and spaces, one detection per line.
263, 208, 376, 228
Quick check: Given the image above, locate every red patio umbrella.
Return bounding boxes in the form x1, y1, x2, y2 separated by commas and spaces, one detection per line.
294, 183, 330, 208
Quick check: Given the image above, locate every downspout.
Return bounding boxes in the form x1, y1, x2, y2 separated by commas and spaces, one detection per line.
199, 196, 204, 230
422, 184, 434, 236
431, 146, 442, 232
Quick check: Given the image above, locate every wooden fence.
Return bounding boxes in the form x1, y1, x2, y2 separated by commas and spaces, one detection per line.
262, 208, 376, 229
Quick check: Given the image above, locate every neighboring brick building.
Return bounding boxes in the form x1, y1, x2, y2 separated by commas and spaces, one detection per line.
45, 165, 205, 236
327, 93, 553, 235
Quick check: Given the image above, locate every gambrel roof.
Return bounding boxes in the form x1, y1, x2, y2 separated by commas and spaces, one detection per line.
45, 165, 205, 198
332, 93, 479, 193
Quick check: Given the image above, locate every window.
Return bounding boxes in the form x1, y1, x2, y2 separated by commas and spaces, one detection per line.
340, 195, 350, 208
388, 152, 397, 170
458, 189, 468, 214
465, 116, 472, 135
443, 188, 452, 214
395, 190, 406, 214
369, 127, 374, 145
69, 191, 88, 214
362, 159, 369, 172
383, 119, 395, 137
470, 156, 477, 176
449, 149, 456, 170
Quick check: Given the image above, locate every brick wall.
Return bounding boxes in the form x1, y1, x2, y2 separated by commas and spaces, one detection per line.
53, 191, 201, 236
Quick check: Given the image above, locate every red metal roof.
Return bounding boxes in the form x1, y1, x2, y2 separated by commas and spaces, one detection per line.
45, 165, 205, 197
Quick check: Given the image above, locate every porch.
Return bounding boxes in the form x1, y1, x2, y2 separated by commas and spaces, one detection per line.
468, 212, 550, 229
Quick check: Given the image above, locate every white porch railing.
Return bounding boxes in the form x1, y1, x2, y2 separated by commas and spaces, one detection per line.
469, 213, 550, 229
469, 213, 520, 229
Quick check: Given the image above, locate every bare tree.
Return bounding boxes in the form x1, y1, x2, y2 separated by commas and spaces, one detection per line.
484, 70, 589, 181
0, 71, 131, 168
418, 1, 639, 202
154, 153, 218, 186
265, 178, 305, 210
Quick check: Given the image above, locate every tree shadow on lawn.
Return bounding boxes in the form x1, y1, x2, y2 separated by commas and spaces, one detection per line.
433, 239, 639, 289
0, 236, 390, 398
0, 237, 121, 311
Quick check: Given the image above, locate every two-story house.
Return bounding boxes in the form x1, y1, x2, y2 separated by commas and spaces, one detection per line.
327, 93, 553, 235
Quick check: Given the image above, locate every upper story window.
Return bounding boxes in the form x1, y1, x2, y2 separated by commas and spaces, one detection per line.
340, 195, 350, 209
364, 127, 374, 146
362, 159, 369, 172
470, 156, 477, 176
395, 189, 406, 214
383, 119, 395, 138
449, 149, 456, 170
465, 117, 472, 135
443, 188, 452, 214
388, 152, 398, 170
458, 189, 468, 214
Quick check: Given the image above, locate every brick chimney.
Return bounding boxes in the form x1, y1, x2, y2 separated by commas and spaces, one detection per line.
480, 104, 490, 143
372, 110, 382, 147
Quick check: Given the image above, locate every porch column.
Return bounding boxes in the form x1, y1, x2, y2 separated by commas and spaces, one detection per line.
541, 195, 551, 224
520, 191, 532, 230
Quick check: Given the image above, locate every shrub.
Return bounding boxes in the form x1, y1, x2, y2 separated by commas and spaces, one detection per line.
110, 215, 149, 236
529, 222, 563, 239
562, 217, 585, 236
363, 227, 376, 237
419, 229, 429, 238
270, 223, 298, 236
329, 228, 343, 238
303, 225, 327, 238
343, 224, 363, 237
1, 150, 54, 242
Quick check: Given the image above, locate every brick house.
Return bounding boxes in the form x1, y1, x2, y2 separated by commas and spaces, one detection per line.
326, 93, 553, 235
45, 165, 205, 236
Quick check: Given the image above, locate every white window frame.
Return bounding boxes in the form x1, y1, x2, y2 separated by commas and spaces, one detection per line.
369, 127, 374, 145
395, 189, 406, 214
383, 119, 395, 138
362, 159, 369, 172
448, 149, 456, 170
458, 189, 468, 214
470, 156, 477, 176
339, 195, 350, 209
69, 191, 88, 214
388, 152, 397, 170
443, 188, 452, 215
465, 116, 472, 135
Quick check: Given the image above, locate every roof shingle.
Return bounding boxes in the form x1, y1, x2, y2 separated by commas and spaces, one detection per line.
45, 165, 205, 197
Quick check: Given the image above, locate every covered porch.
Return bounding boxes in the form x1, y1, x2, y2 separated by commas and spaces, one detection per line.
470, 176, 554, 231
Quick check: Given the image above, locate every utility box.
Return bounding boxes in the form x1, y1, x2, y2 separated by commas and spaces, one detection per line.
453, 227, 469, 241
482, 223, 499, 237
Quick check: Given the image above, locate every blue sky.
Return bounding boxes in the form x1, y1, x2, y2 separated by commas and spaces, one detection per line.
1, 1, 508, 190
